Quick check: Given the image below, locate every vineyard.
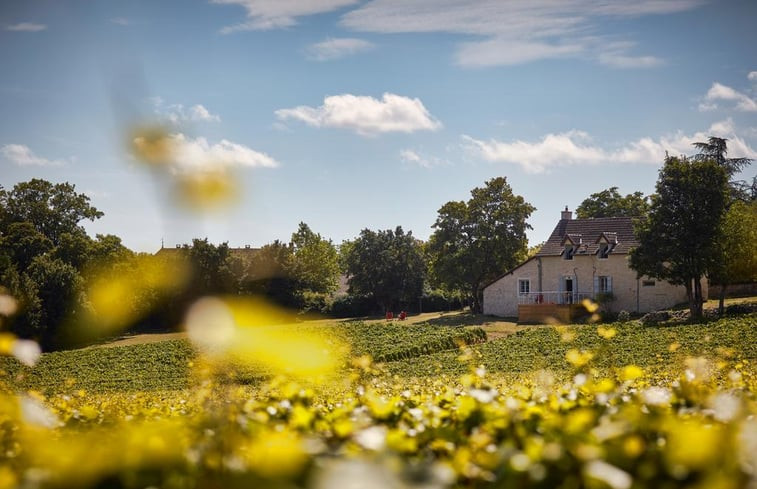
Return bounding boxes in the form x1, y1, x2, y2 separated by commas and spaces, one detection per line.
0, 321, 488, 394
0, 311, 756, 488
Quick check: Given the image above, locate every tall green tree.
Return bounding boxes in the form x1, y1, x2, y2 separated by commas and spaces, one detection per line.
428, 177, 534, 313
692, 136, 752, 178
183, 238, 240, 295
710, 200, 757, 315
0, 179, 103, 245
629, 156, 729, 319
693, 136, 754, 202
244, 240, 297, 306
0, 222, 53, 272
342, 226, 425, 312
575, 187, 649, 218
289, 222, 340, 294
24, 255, 87, 348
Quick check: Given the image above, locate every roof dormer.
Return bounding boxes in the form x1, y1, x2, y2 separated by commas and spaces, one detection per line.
595, 232, 618, 259
561, 234, 580, 260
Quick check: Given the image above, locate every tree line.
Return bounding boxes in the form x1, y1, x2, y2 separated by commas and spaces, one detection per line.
1, 137, 754, 348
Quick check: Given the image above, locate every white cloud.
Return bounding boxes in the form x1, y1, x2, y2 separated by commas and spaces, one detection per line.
275, 93, 441, 136
272, 121, 292, 132
400, 149, 422, 163
187, 105, 221, 122
701, 81, 757, 112
213, 0, 358, 33
399, 149, 448, 168
1, 144, 66, 166
462, 131, 606, 173
83, 189, 111, 199
306, 37, 375, 61
6, 22, 47, 32
456, 39, 584, 67
152, 98, 221, 123
748, 71, 757, 82
708, 118, 735, 136
341, 0, 700, 67
110, 17, 131, 26
463, 121, 757, 174
133, 133, 279, 171
597, 53, 663, 69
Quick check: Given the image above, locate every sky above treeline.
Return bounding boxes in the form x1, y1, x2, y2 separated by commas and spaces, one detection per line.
1, 0, 756, 252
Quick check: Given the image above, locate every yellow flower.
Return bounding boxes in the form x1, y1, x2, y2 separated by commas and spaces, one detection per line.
242, 430, 307, 479
665, 420, 723, 471
597, 326, 617, 340
566, 349, 594, 368
620, 365, 644, 382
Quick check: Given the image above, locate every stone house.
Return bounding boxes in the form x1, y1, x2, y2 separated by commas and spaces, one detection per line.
482, 208, 695, 322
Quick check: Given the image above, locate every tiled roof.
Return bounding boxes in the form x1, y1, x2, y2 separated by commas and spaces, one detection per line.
536, 217, 638, 257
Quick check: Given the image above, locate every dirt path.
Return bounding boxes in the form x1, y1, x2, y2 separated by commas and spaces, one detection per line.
95, 332, 187, 348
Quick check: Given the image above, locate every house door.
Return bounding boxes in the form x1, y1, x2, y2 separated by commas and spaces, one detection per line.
564, 277, 573, 304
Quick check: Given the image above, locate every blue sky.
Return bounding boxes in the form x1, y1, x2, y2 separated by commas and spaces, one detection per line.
1, 0, 756, 252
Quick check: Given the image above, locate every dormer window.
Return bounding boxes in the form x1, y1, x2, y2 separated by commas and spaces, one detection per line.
563, 244, 574, 260
595, 233, 617, 259
561, 235, 577, 260
598, 243, 609, 259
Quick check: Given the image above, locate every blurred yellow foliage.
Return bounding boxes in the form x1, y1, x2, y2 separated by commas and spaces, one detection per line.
185, 296, 343, 379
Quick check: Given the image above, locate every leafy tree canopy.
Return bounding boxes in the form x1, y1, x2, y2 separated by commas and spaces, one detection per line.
692, 136, 752, 178
428, 177, 534, 313
629, 156, 729, 318
183, 238, 239, 295
289, 222, 340, 294
342, 226, 425, 312
692, 136, 754, 202
0, 179, 103, 246
0, 222, 53, 272
710, 200, 757, 314
575, 187, 649, 219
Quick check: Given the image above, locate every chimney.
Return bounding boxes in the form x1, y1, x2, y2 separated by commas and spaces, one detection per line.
561, 206, 573, 220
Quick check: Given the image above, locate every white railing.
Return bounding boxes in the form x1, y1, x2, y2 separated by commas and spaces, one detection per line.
518, 291, 592, 305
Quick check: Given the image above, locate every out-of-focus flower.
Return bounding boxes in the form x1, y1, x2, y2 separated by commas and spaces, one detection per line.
86, 255, 188, 337
584, 460, 632, 489
174, 169, 239, 211
0, 333, 41, 367
20, 395, 61, 428
665, 420, 724, 471
185, 296, 343, 378
131, 126, 175, 167
241, 429, 307, 479
597, 326, 617, 340
0, 294, 18, 316
581, 299, 599, 314
566, 349, 594, 368
684, 357, 713, 383
641, 387, 672, 407
12, 339, 41, 367
619, 365, 644, 382
709, 393, 741, 422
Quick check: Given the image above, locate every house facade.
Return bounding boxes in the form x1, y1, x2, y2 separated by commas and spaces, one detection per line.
483, 208, 696, 321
